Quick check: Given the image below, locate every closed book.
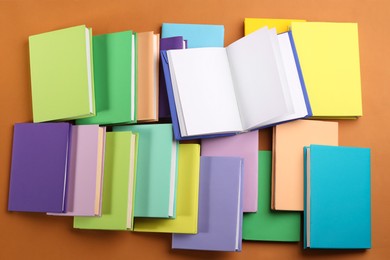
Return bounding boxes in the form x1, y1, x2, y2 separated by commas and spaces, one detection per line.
29, 25, 95, 122
8, 123, 71, 213
244, 18, 306, 35
304, 145, 371, 249
172, 156, 243, 252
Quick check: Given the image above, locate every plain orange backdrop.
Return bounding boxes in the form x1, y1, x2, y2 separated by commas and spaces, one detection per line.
1, 0, 389, 259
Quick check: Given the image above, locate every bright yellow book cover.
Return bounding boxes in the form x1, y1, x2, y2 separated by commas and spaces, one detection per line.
244, 18, 305, 35
134, 144, 200, 233
291, 22, 362, 118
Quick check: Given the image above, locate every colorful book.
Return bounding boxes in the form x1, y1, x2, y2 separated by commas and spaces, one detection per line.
49, 125, 106, 216
201, 131, 258, 212
29, 25, 95, 122
8, 123, 71, 212
243, 151, 301, 242
163, 26, 311, 140
76, 31, 137, 125
304, 145, 371, 249
137, 32, 159, 122
73, 131, 138, 230
272, 120, 338, 211
134, 144, 200, 233
244, 18, 306, 35
113, 124, 178, 218
161, 23, 224, 48
159, 36, 186, 120
291, 22, 363, 118
172, 156, 243, 252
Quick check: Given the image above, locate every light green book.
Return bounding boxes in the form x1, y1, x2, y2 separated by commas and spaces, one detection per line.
29, 25, 95, 122
242, 151, 301, 241
76, 31, 137, 125
113, 124, 178, 218
73, 131, 138, 230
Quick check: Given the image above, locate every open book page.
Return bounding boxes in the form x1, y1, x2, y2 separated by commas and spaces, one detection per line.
226, 27, 290, 130
168, 48, 242, 136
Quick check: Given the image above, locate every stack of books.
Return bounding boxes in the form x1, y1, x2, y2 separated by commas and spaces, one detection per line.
7, 18, 371, 252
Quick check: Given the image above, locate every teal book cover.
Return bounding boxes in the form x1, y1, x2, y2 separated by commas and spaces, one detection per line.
113, 124, 178, 218
243, 151, 301, 242
304, 144, 371, 249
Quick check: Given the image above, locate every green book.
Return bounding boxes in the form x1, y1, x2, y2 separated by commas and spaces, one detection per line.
29, 25, 95, 122
76, 31, 137, 125
113, 124, 178, 218
73, 131, 138, 230
242, 151, 301, 242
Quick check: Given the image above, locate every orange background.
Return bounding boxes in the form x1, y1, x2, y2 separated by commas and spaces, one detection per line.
1, 0, 389, 259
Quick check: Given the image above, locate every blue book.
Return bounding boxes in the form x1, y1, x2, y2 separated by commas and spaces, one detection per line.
161, 23, 224, 48
304, 145, 371, 249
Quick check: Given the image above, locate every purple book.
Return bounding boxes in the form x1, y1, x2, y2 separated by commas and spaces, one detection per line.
172, 156, 243, 252
201, 131, 258, 212
8, 123, 71, 213
159, 36, 185, 120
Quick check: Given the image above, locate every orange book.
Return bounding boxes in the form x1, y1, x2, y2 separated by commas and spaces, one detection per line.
137, 32, 159, 122
272, 120, 338, 211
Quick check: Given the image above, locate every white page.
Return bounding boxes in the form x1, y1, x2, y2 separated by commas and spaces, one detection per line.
168, 139, 178, 217
168, 48, 242, 136
226, 27, 289, 130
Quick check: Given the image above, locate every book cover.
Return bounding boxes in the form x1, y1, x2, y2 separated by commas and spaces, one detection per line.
244, 18, 306, 35
272, 119, 338, 211
76, 31, 137, 125
134, 144, 200, 233
73, 131, 138, 230
291, 22, 363, 118
172, 156, 243, 252
113, 124, 178, 218
8, 123, 71, 213
243, 151, 301, 242
304, 145, 371, 249
201, 130, 258, 212
161, 23, 224, 48
29, 25, 95, 122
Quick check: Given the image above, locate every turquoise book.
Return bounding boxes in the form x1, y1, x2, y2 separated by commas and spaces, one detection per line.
304, 145, 371, 249
113, 124, 178, 218
76, 30, 137, 125
243, 151, 301, 242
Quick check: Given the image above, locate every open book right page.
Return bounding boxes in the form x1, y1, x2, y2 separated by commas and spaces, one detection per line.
226, 27, 292, 130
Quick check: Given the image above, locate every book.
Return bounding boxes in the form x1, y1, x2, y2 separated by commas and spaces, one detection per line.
291, 22, 363, 118
76, 31, 137, 125
113, 124, 178, 218
73, 131, 138, 230
8, 123, 71, 213
272, 119, 338, 211
49, 125, 106, 216
137, 32, 160, 122
243, 151, 301, 242
244, 18, 306, 35
134, 144, 200, 233
201, 130, 258, 212
304, 145, 371, 249
29, 25, 95, 122
161, 23, 224, 48
163, 26, 311, 140
159, 36, 186, 120
172, 156, 243, 252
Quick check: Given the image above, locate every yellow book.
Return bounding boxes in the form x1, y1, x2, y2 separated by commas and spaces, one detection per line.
134, 144, 200, 233
244, 18, 305, 35
291, 22, 362, 118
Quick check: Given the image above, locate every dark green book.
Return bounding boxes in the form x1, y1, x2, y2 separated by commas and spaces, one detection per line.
242, 151, 301, 242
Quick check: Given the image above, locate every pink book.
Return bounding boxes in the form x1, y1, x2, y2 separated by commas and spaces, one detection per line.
201, 131, 258, 212
49, 125, 106, 216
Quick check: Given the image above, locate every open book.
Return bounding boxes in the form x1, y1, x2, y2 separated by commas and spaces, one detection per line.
162, 27, 311, 140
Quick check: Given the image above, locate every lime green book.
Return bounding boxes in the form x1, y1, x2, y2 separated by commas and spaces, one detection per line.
134, 144, 200, 233
29, 25, 95, 122
73, 131, 138, 230
76, 31, 137, 125
243, 151, 301, 241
